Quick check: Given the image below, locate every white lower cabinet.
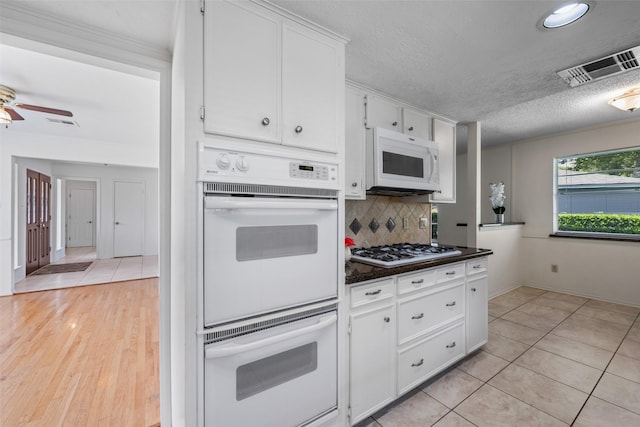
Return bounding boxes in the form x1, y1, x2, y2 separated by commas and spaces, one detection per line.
347, 257, 489, 425
349, 304, 395, 424
397, 321, 465, 394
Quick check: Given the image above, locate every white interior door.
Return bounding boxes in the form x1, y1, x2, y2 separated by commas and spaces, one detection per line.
113, 181, 144, 257
67, 188, 95, 247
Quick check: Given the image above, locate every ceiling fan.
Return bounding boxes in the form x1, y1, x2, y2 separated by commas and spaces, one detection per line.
0, 85, 74, 128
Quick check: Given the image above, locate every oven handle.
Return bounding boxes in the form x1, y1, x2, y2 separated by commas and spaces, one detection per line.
205, 198, 338, 211
205, 314, 337, 359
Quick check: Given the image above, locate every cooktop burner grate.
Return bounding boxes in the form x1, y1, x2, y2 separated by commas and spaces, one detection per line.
350, 243, 462, 267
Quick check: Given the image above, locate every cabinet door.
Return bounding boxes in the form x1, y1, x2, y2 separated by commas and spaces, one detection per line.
365, 94, 402, 132
203, 1, 280, 143
466, 274, 488, 353
403, 108, 431, 140
350, 305, 395, 424
430, 118, 456, 203
345, 86, 366, 199
282, 24, 342, 153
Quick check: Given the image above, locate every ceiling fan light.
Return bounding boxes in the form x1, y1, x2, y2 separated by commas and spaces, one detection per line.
608, 88, 640, 112
0, 107, 12, 125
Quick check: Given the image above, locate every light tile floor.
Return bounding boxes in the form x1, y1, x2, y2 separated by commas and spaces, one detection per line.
14, 247, 158, 293
358, 286, 640, 427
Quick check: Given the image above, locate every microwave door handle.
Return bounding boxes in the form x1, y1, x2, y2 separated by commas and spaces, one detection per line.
205, 314, 337, 359
428, 152, 436, 181
205, 198, 338, 211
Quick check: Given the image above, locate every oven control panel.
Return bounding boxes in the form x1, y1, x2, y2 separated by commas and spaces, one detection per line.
198, 142, 339, 189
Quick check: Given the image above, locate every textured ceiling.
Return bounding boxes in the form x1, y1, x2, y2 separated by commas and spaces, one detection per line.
272, 0, 640, 149
2, 0, 640, 152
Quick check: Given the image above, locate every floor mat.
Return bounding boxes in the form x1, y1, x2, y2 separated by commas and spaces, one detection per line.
30, 261, 93, 276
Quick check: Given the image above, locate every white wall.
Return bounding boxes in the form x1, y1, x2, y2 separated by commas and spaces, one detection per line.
512, 119, 640, 306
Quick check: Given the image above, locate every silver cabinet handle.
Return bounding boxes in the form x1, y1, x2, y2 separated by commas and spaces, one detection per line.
445, 301, 456, 307
471, 287, 477, 292
365, 289, 382, 296
261, 117, 270, 126
411, 279, 424, 284
473, 264, 482, 269
383, 316, 390, 323
412, 359, 424, 367
446, 341, 457, 348
412, 313, 424, 320
115, 221, 120, 225
295, 125, 303, 133
408, 126, 414, 131
352, 182, 358, 187
88, 220, 92, 224
392, 121, 398, 126
446, 271, 456, 276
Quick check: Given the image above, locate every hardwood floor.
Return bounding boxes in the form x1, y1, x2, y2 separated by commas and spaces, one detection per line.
0, 278, 160, 426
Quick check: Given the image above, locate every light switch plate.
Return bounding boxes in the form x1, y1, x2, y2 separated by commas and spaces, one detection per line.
419, 217, 429, 229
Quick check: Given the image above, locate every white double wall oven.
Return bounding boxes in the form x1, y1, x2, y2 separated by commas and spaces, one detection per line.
196, 140, 341, 427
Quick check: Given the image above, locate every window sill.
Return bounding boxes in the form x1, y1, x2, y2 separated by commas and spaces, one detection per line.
550, 232, 640, 243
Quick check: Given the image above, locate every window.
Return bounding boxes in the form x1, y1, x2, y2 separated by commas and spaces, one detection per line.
555, 147, 640, 239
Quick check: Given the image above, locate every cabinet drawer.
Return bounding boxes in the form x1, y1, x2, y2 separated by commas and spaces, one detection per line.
466, 257, 488, 276
397, 282, 464, 345
397, 270, 436, 295
351, 279, 395, 308
435, 262, 465, 283
397, 321, 465, 394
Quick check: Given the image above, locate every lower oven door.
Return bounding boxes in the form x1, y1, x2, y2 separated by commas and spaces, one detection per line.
204, 311, 338, 427
203, 195, 338, 325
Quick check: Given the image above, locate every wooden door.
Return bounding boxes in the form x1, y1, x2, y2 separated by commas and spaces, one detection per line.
26, 169, 51, 275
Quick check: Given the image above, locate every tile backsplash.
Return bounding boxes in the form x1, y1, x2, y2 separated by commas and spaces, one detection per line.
345, 196, 431, 248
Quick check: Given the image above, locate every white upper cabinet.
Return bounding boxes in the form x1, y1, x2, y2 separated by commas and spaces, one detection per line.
282, 24, 342, 153
365, 94, 403, 132
204, 0, 345, 153
430, 118, 457, 203
345, 85, 366, 199
204, 1, 280, 143
402, 108, 431, 140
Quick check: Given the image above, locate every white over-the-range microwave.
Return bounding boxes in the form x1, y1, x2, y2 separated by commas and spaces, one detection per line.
365, 127, 440, 196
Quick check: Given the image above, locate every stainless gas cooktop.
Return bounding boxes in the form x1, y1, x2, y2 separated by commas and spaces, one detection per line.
350, 243, 462, 268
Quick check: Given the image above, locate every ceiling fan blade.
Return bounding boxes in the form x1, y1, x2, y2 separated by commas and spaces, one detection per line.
15, 103, 73, 117
5, 107, 25, 120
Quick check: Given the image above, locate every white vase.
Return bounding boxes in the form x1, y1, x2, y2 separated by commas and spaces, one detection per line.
345, 247, 352, 263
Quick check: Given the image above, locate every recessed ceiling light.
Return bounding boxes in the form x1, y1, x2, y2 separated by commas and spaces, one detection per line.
542, 2, 591, 29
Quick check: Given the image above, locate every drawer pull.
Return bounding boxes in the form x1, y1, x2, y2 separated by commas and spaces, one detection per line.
471, 287, 477, 292
365, 289, 382, 296
411, 279, 424, 285
383, 316, 390, 323
445, 301, 457, 307
411, 358, 424, 367
446, 341, 457, 349
411, 313, 424, 320
445, 271, 456, 276
473, 264, 482, 269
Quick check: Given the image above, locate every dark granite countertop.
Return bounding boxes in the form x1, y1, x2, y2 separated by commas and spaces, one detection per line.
345, 246, 493, 285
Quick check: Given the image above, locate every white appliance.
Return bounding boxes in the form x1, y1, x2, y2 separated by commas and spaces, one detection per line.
197, 140, 340, 427
366, 127, 440, 196
204, 306, 338, 427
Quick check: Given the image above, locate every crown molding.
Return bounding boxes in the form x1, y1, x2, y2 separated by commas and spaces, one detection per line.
0, 1, 172, 70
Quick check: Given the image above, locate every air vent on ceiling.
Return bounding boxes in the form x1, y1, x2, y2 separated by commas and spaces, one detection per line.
557, 45, 640, 87
46, 118, 79, 126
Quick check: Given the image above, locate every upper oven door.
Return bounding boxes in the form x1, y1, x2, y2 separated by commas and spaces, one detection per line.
203, 196, 338, 326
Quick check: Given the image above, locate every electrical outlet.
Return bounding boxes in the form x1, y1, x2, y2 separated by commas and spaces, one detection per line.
551, 264, 558, 273
403, 217, 409, 230
419, 217, 429, 229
